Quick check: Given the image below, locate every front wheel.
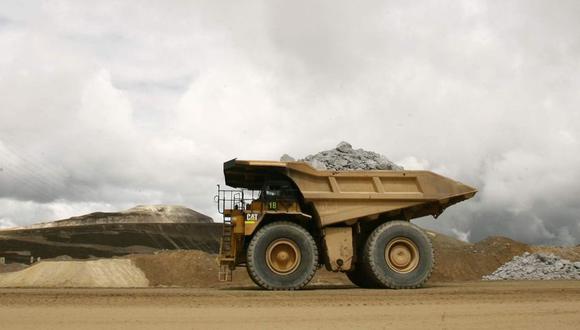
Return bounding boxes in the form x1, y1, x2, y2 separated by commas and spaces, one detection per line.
363, 221, 434, 289
246, 221, 318, 290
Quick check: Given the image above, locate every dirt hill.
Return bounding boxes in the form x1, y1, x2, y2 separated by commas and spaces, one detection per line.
0, 205, 219, 262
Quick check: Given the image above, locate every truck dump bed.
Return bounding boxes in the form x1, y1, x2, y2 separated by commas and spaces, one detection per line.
224, 159, 477, 227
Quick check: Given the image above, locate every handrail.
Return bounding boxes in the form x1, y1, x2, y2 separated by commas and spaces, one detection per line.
215, 185, 260, 214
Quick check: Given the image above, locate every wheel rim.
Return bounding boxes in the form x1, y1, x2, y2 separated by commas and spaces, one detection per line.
266, 238, 301, 275
384, 237, 420, 274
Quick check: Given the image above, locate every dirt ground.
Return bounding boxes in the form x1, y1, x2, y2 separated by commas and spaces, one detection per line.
0, 281, 579, 330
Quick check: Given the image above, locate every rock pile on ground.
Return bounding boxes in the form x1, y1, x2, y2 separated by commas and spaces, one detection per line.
282, 142, 403, 171
483, 252, 580, 280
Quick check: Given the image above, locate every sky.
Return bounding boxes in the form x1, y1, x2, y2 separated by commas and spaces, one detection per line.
0, 1, 579, 245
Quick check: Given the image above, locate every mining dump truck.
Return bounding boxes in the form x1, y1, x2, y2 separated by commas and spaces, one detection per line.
216, 159, 477, 290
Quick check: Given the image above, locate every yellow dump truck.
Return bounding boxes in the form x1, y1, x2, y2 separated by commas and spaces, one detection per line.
216, 159, 477, 290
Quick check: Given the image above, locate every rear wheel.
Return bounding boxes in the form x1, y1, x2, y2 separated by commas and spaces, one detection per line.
363, 221, 433, 289
246, 221, 318, 290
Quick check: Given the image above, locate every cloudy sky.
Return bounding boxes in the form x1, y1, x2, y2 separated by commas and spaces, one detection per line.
0, 1, 579, 245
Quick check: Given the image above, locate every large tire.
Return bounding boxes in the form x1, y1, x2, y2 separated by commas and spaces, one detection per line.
346, 264, 381, 288
363, 221, 433, 289
246, 221, 318, 290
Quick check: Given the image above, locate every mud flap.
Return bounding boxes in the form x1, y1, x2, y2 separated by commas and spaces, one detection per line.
323, 227, 353, 271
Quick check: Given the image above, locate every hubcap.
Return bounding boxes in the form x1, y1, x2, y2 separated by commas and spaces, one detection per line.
385, 237, 420, 273
266, 239, 301, 275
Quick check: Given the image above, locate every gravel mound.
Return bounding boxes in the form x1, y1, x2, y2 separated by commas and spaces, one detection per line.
282, 141, 403, 171
0, 259, 149, 287
483, 252, 580, 280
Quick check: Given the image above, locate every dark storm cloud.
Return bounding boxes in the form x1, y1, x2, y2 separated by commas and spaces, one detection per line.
0, 1, 578, 245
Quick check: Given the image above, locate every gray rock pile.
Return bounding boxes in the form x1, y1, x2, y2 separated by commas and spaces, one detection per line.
482, 252, 580, 280
282, 142, 403, 171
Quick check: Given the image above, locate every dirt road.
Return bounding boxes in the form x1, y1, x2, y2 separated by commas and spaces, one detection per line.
1, 281, 579, 329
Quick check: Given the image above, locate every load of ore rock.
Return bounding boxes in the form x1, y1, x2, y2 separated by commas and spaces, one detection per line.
281, 141, 403, 171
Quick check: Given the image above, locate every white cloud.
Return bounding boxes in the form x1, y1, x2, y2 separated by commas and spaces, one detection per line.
451, 228, 471, 243
0, 218, 17, 229
0, 198, 123, 227
396, 156, 430, 170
